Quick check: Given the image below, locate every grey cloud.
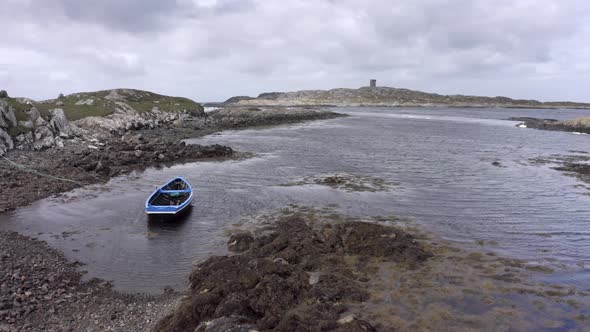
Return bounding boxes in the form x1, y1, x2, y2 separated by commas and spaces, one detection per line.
58, 0, 183, 32
4, 0, 194, 33
0, 0, 589, 102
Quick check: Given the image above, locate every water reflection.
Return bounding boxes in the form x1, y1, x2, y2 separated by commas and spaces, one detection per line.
147, 205, 194, 231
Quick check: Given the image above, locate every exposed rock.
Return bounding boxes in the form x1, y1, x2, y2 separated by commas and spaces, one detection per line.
14, 132, 33, 148
0, 88, 214, 156
32, 126, 55, 151
75, 98, 95, 106
75, 106, 204, 136
0, 100, 17, 128
25, 107, 42, 123
49, 108, 74, 138
172, 118, 183, 127
510, 116, 590, 134
209, 107, 343, 129
55, 137, 65, 148
0, 128, 14, 156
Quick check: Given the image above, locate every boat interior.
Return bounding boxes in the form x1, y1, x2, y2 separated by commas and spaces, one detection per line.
149, 179, 191, 206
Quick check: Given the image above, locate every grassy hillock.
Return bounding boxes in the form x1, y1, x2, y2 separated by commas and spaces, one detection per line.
6, 89, 203, 122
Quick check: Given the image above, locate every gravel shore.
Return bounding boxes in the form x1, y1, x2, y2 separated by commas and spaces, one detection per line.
0, 231, 181, 332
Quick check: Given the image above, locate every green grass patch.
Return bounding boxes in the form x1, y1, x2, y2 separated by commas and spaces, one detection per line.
6, 98, 32, 122
36, 100, 115, 121
127, 96, 201, 114
7, 125, 31, 137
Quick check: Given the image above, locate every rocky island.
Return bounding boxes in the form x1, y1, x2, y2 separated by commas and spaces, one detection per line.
511, 116, 590, 134
221, 81, 590, 109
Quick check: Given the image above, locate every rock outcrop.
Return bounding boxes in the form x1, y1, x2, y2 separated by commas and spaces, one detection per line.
0, 89, 210, 156
49, 108, 75, 138
74, 106, 210, 138
0, 128, 13, 156
0, 100, 16, 156
208, 107, 343, 129
1, 99, 80, 155
510, 116, 590, 134
225, 86, 590, 109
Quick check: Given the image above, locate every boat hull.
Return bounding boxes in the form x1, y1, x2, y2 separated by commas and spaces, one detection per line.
145, 195, 193, 215
145, 177, 193, 215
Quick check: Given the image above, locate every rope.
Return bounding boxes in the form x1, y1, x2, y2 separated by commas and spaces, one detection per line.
0, 155, 84, 186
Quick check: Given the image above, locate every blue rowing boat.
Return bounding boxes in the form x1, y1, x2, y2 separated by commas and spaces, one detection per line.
145, 177, 193, 215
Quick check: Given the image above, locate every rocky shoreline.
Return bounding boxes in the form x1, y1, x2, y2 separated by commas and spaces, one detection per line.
208, 107, 343, 129
0, 132, 233, 213
0, 230, 181, 332
510, 117, 590, 134
0, 96, 345, 331
0, 105, 342, 212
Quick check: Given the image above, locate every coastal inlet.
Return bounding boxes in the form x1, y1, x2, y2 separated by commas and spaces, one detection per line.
1, 106, 590, 296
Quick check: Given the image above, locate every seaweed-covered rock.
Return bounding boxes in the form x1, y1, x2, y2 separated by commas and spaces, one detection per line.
156, 215, 431, 331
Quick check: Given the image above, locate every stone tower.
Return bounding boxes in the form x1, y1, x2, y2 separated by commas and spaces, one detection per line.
370, 79, 377, 88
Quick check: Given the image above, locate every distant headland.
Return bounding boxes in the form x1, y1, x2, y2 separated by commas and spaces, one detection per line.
216, 80, 590, 110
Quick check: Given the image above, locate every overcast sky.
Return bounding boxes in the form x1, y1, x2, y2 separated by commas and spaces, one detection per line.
1, 0, 589, 102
